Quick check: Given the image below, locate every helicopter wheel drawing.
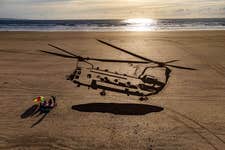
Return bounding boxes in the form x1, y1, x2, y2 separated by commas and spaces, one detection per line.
139, 96, 148, 101
100, 90, 106, 96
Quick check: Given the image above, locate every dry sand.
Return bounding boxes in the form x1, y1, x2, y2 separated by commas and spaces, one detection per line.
0, 31, 225, 150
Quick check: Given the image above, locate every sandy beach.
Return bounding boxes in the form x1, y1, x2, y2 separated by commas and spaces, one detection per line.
0, 31, 225, 150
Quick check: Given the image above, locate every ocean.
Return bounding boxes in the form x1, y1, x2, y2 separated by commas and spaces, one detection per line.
0, 18, 225, 31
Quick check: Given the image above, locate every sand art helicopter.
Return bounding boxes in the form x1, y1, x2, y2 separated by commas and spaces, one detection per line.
40, 39, 195, 101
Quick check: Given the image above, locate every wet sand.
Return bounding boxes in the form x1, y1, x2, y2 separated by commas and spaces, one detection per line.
0, 31, 225, 150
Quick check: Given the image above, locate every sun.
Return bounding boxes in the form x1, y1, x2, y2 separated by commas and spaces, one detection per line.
122, 18, 157, 31
123, 18, 156, 25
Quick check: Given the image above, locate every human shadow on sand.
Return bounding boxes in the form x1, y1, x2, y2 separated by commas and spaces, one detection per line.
20, 104, 51, 128
21, 104, 40, 119
71, 103, 163, 115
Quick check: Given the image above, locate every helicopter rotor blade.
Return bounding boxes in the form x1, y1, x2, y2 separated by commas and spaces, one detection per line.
164, 60, 180, 64
97, 39, 158, 63
97, 39, 196, 70
45, 43, 196, 70
39, 50, 195, 68
166, 64, 196, 70
39, 50, 77, 59
88, 58, 149, 63
40, 50, 149, 63
48, 44, 79, 57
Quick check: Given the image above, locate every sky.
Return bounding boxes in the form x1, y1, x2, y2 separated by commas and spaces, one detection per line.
0, 0, 225, 19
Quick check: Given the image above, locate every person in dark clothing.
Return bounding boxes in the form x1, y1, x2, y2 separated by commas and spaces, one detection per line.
49, 96, 57, 108
39, 96, 57, 113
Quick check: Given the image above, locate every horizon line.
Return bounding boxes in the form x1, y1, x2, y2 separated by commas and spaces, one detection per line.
1, 17, 225, 21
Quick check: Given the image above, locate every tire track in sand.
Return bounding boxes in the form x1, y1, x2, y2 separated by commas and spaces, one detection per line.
209, 64, 225, 78
0, 136, 74, 150
165, 107, 225, 150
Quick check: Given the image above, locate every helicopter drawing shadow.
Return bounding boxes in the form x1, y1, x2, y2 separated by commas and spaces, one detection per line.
39, 39, 196, 101
72, 103, 164, 115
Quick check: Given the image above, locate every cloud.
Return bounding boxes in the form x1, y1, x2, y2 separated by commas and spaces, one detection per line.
0, 0, 225, 19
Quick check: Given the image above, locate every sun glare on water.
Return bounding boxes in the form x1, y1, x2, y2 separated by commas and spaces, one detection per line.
124, 18, 155, 25
123, 18, 157, 31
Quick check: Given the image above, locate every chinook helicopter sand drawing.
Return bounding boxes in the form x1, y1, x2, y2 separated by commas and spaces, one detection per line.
40, 39, 196, 101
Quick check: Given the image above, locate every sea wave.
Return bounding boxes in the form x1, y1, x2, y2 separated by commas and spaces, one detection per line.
0, 18, 225, 31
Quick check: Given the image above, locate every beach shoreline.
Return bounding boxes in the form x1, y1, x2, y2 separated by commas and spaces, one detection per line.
1, 18, 225, 31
